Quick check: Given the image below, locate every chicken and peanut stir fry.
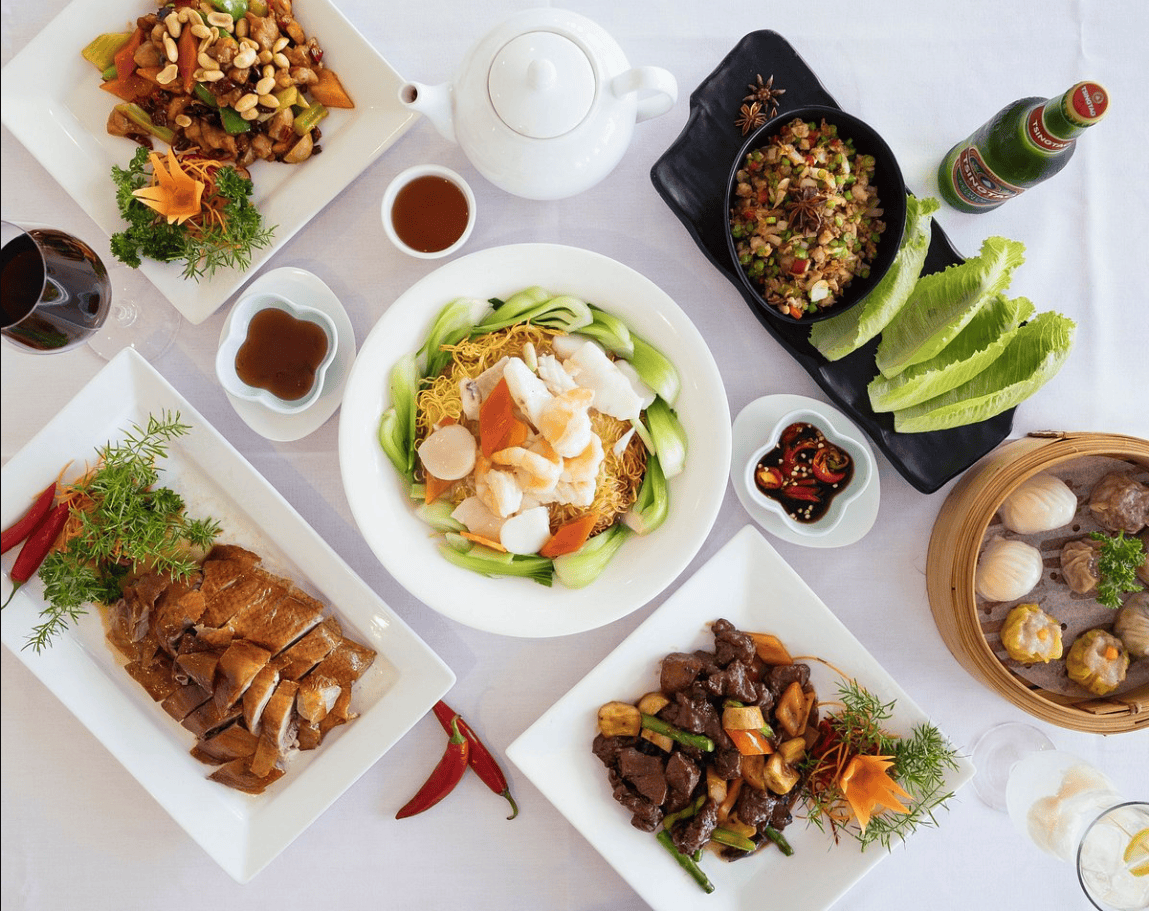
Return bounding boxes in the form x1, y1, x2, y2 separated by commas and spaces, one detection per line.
97, 0, 354, 169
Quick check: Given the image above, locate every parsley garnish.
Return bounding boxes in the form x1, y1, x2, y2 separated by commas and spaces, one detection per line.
109, 147, 275, 281
1090, 531, 1145, 609
28, 412, 220, 652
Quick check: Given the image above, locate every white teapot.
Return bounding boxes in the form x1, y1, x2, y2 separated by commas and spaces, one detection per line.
398, 8, 677, 200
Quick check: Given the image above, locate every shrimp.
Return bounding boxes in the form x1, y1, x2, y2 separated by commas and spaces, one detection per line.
473, 454, 523, 518
536, 387, 594, 458
492, 439, 562, 498
553, 435, 604, 507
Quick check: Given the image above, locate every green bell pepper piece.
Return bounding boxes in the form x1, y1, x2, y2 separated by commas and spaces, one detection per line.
218, 105, 252, 135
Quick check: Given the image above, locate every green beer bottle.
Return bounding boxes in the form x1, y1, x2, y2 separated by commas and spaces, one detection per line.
938, 81, 1109, 213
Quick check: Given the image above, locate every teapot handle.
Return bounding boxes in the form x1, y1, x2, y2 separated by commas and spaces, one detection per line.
610, 66, 678, 123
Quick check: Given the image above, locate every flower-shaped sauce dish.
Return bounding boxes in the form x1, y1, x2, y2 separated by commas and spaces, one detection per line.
215, 291, 337, 415
743, 406, 873, 538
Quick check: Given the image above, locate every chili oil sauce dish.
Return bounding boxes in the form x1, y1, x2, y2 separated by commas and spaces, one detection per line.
216, 267, 356, 442
731, 394, 879, 547
381, 164, 476, 259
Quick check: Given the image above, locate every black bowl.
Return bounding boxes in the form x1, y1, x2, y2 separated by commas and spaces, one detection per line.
724, 104, 907, 325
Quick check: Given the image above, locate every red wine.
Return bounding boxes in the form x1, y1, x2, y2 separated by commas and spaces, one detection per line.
1, 226, 110, 352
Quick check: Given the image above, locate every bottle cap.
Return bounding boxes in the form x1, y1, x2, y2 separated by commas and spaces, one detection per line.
1064, 82, 1109, 125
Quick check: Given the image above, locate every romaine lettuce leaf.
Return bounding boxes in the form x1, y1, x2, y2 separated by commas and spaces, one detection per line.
875, 236, 1026, 378
891, 311, 1075, 433
868, 294, 1035, 411
808, 194, 938, 361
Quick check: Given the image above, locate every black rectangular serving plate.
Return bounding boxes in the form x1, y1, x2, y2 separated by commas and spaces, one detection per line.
651, 29, 1013, 494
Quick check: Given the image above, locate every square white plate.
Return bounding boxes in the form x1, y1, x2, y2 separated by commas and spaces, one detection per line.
507, 524, 974, 911
0, 349, 455, 882
0, 0, 415, 324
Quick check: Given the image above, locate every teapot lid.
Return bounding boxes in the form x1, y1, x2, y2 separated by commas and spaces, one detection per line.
487, 31, 595, 139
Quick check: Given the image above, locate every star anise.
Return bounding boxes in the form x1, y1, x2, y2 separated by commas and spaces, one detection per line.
787, 186, 828, 234
735, 101, 767, 136
745, 73, 786, 119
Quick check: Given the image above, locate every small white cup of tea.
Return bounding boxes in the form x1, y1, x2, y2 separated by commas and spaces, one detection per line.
381, 165, 476, 259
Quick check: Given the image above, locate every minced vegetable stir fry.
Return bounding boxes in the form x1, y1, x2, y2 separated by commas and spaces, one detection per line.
730, 117, 886, 319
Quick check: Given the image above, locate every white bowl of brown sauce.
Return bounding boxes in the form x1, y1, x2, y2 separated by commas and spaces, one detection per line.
216, 292, 337, 414
744, 407, 873, 536
381, 164, 476, 259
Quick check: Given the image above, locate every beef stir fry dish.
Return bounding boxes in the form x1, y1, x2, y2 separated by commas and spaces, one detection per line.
594, 619, 818, 892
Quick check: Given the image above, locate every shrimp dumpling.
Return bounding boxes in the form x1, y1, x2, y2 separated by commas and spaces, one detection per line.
1114, 592, 1149, 660
975, 537, 1044, 602
998, 472, 1077, 534
1000, 603, 1063, 664
1065, 629, 1129, 696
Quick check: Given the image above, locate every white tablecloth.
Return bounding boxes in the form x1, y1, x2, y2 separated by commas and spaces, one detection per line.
3, 1, 1147, 909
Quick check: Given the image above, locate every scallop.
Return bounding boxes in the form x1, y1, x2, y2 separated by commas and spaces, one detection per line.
998, 472, 1077, 534
417, 424, 477, 481
975, 537, 1044, 602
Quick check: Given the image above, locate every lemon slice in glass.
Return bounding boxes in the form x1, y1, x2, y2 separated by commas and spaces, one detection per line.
1125, 827, 1149, 877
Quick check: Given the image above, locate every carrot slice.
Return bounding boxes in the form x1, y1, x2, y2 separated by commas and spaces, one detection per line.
726, 728, 775, 756
479, 378, 529, 457
177, 26, 197, 93
538, 514, 598, 559
460, 531, 506, 552
100, 73, 154, 103
424, 473, 453, 505
113, 26, 145, 81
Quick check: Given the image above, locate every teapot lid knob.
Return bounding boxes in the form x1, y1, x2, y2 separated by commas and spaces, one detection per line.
488, 31, 595, 139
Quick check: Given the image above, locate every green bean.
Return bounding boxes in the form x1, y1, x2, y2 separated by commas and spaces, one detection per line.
710, 827, 756, 853
640, 714, 714, 752
655, 830, 714, 894
761, 825, 794, 856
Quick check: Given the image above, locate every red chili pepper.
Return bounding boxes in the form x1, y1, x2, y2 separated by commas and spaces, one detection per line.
781, 439, 819, 474
812, 447, 850, 484
1, 483, 56, 554
433, 699, 519, 819
395, 715, 470, 819
782, 483, 821, 503
2, 501, 70, 609
754, 465, 784, 491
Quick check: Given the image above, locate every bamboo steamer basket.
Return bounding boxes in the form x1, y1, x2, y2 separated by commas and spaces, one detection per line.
927, 431, 1149, 734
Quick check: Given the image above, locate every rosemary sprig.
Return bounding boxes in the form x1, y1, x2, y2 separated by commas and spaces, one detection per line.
27, 412, 220, 652
801, 680, 961, 850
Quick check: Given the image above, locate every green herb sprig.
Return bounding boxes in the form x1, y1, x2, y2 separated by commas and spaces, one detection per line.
1090, 531, 1145, 610
801, 680, 961, 851
109, 147, 275, 281
28, 412, 220, 652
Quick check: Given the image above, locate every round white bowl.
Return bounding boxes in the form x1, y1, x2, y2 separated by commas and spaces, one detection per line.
215, 292, 337, 415
381, 164, 476, 259
744, 407, 873, 537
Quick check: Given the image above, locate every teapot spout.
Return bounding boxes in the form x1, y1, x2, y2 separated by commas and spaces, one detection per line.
399, 81, 457, 144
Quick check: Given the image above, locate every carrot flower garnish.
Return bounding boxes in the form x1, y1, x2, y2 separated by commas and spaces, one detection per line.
132, 148, 204, 224
838, 753, 912, 832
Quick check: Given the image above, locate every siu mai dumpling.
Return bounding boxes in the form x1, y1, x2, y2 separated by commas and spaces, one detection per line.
998, 472, 1077, 535
1000, 603, 1063, 664
976, 537, 1044, 602
1060, 537, 1102, 595
1089, 471, 1149, 535
1065, 629, 1129, 696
